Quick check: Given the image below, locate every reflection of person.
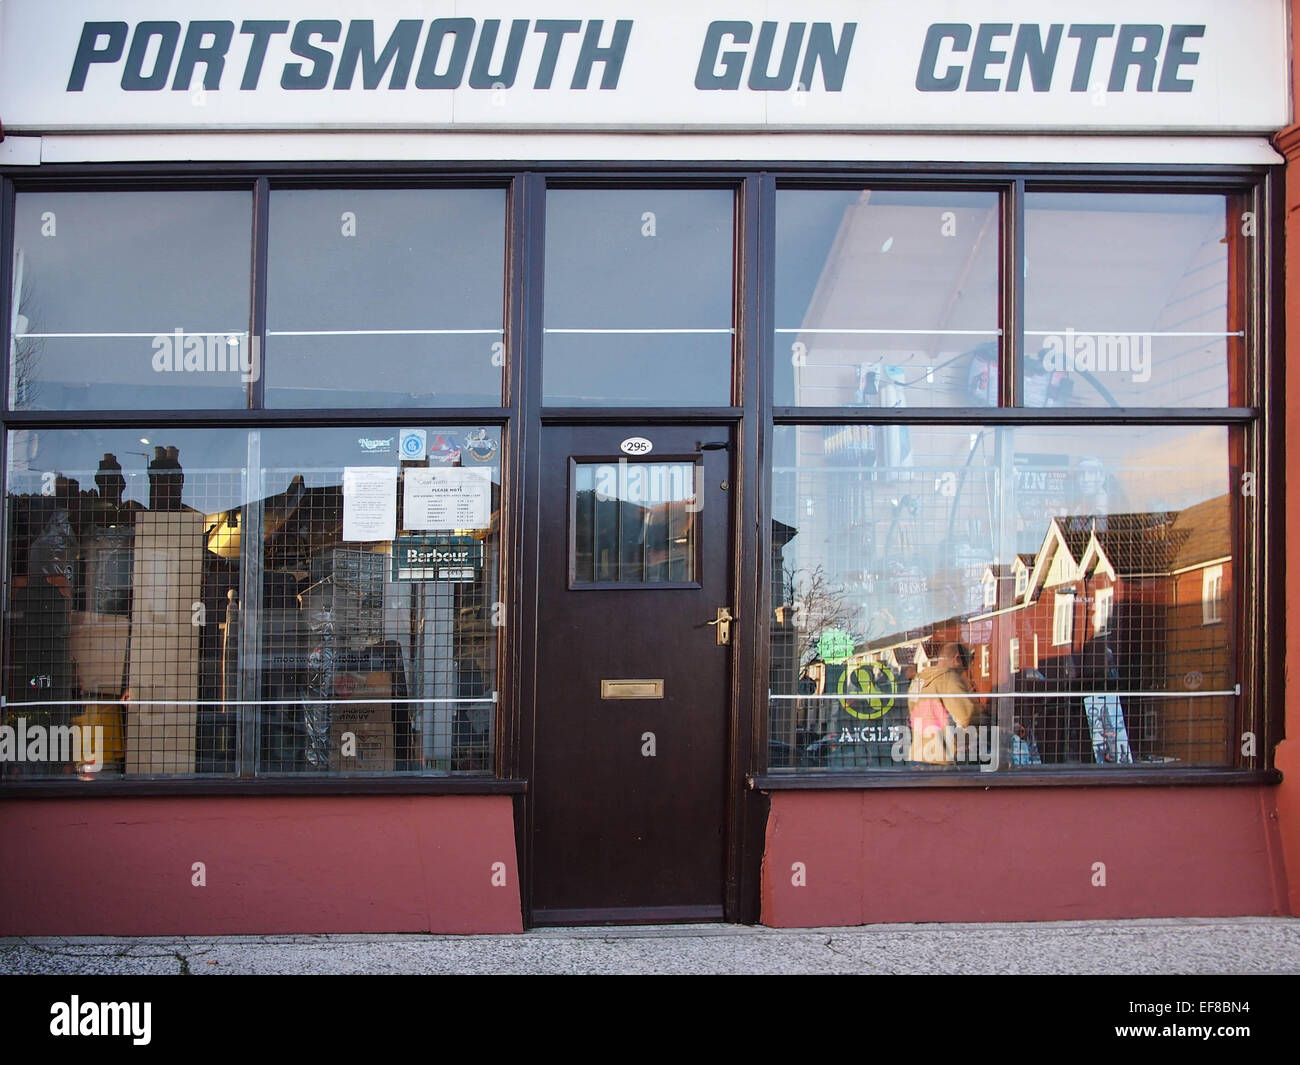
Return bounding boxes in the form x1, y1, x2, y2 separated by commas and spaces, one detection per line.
907, 643, 976, 764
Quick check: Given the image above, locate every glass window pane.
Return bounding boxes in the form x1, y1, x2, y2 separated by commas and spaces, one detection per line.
1024, 193, 1244, 407
573, 461, 697, 584
4, 428, 248, 778
769, 423, 1237, 772
544, 188, 733, 406
265, 188, 506, 407
10, 192, 253, 411
256, 426, 501, 774
2, 425, 501, 780
775, 189, 1000, 408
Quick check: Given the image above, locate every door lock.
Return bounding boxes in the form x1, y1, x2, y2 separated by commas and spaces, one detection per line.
707, 607, 734, 645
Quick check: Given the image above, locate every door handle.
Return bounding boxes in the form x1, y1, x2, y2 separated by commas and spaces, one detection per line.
706, 607, 734, 645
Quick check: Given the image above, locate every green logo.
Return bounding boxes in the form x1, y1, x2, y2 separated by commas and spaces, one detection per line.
837, 664, 898, 720
817, 628, 855, 665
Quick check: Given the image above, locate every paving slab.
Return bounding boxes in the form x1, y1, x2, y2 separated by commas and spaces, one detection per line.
2, 917, 1298, 975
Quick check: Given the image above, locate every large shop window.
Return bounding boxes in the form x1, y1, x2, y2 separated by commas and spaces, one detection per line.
2, 426, 501, 778
769, 186, 1255, 774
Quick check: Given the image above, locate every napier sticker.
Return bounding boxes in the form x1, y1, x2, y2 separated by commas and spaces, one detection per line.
357, 435, 394, 454
620, 436, 653, 456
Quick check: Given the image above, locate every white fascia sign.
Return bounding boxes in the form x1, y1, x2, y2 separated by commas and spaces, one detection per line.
0, 0, 1289, 134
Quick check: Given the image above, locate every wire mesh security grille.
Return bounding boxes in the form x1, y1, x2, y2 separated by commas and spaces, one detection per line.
2, 428, 500, 779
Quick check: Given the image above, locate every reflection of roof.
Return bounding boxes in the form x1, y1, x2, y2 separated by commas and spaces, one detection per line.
1094, 527, 1177, 575
772, 519, 799, 548
1049, 518, 1092, 562
1056, 511, 1174, 574
1169, 494, 1232, 569
1061, 499, 1232, 579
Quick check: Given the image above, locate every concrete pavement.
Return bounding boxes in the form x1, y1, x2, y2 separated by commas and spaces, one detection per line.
3, 917, 1299, 975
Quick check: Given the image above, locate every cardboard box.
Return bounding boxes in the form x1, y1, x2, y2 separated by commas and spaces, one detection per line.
131, 512, 205, 626
69, 612, 129, 695
330, 672, 391, 721
328, 672, 393, 772
128, 622, 200, 687
329, 721, 395, 773
127, 511, 204, 775
125, 704, 196, 775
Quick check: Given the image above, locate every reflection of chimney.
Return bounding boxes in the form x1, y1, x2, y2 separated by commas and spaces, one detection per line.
148, 445, 185, 511
95, 453, 125, 506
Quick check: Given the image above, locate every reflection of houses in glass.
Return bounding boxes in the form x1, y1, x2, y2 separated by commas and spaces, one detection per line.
851, 495, 1233, 766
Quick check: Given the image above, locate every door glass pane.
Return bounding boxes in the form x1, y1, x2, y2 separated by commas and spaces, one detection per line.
775, 189, 1000, 408
1025, 192, 1244, 407
573, 461, 697, 583
10, 191, 252, 411
266, 188, 506, 407
544, 189, 733, 406
769, 423, 1238, 772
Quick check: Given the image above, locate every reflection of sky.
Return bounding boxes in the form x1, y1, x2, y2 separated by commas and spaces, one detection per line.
543, 189, 732, 404
14, 191, 249, 333
6, 427, 502, 515
12, 188, 509, 410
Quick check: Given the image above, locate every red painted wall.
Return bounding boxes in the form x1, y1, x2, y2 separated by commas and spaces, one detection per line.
761, 788, 1286, 927
1275, 0, 1300, 918
0, 795, 522, 935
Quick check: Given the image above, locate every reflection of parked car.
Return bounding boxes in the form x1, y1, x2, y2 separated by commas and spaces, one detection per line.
799, 726, 905, 770
768, 738, 798, 769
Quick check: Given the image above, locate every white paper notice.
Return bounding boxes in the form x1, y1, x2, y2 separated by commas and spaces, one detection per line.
342, 466, 398, 542
404, 467, 492, 531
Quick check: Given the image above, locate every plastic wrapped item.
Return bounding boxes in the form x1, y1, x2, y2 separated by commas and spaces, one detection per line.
301, 596, 335, 771
28, 507, 76, 587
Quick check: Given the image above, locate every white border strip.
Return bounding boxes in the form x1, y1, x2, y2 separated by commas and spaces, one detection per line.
776, 328, 1000, 335
770, 688, 1240, 700
32, 133, 1285, 167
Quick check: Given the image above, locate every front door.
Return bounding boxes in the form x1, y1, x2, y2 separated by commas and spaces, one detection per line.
531, 423, 733, 924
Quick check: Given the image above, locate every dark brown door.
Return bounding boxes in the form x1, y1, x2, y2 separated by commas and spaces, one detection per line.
531, 424, 733, 924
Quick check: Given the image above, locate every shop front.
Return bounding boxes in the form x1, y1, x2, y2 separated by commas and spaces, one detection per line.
0, 1, 1295, 933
